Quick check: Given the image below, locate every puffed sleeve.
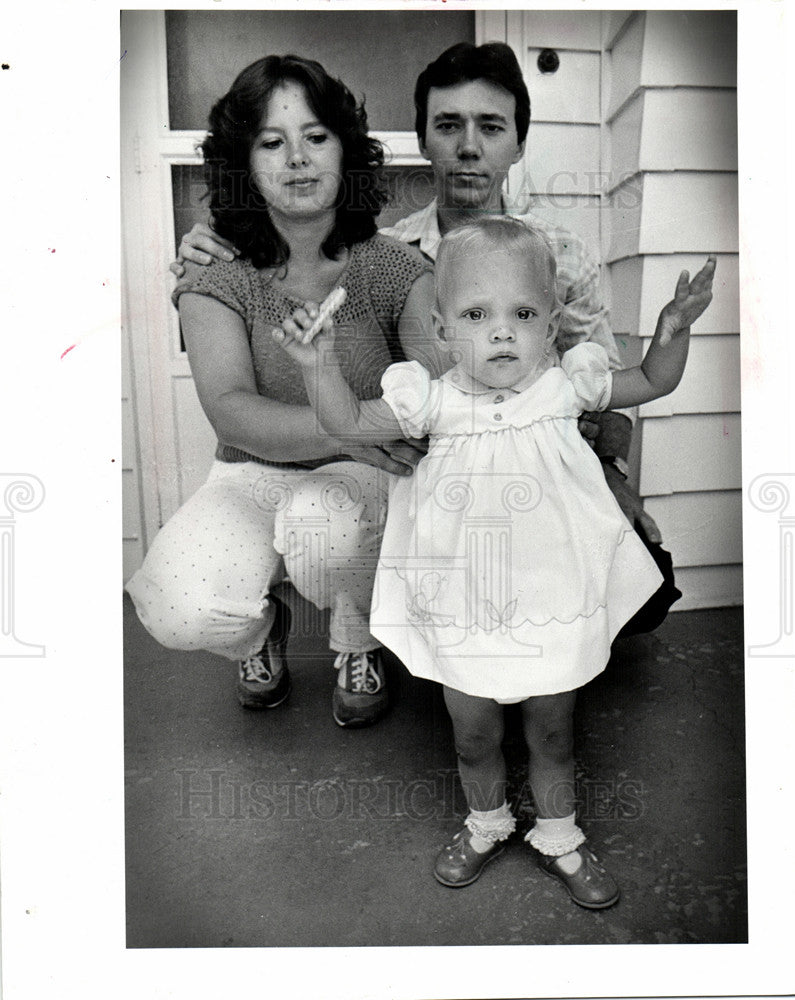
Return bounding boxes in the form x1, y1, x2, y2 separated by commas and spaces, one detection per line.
380, 361, 441, 438
560, 342, 613, 411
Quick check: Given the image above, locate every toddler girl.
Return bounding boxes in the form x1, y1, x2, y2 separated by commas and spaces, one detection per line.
274, 217, 715, 908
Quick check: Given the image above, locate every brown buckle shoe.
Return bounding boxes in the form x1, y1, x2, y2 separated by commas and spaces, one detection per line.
434, 828, 504, 888
539, 844, 620, 909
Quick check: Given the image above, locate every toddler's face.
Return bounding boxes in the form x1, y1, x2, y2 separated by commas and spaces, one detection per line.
434, 249, 556, 389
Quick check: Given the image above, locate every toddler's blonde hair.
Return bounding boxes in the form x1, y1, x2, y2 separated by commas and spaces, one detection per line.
435, 217, 559, 314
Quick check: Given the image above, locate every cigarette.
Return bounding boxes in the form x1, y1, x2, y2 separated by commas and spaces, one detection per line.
301, 287, 347, 343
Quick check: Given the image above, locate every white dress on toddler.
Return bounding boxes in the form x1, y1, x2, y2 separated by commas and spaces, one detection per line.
370, 342, 663, 702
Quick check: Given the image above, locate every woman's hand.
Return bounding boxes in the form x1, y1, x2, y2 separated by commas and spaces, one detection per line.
345, 439, 427, 477
170, 223, 239, 278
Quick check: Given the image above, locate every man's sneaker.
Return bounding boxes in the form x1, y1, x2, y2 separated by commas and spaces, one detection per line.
332, 649, 388, 728
236, 597, 292, 709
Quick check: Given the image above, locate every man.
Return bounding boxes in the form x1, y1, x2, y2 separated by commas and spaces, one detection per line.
382, 42, 656, 534
172, 41, 675, 719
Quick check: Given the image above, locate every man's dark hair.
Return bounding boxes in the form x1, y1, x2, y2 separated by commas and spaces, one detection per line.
414, 42, 531, 146
202, 54, 387, 269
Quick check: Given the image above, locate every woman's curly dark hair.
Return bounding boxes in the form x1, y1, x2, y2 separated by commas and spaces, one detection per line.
201, 54, 388, 269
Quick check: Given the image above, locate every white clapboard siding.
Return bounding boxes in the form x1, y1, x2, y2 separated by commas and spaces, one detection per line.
607, 12, 645, 117
607, 173, 738, 262
610, 254, 739, 336
608, 92, 643, 188
606, 9, 739, 610
508, 10, 603, 52
609, 89, 737, 187
607, 11, 736, 118
641, 11, 737, 90
608, 255, 643, 333
639, 90, 737, 172
524, 49, 601, 124
504, 14, 606, 256
639, 173, 738, 255
640, 414, 742, 496
519, 123, 601, 197
644, 491, 743, 567
672, 565, 743, 611
603, 12, 634, 50
638, 334, 741, 418
606, 174, 644, 264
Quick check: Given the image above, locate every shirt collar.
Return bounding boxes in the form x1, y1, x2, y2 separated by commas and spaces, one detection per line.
399, 194, 524, 261
398, 199, 442, 260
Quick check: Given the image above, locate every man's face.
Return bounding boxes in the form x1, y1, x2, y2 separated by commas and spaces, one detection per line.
420, 79, 525, 212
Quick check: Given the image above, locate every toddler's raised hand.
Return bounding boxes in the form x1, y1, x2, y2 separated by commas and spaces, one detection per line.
658, 256, 716, 345
272, 287, 347, 366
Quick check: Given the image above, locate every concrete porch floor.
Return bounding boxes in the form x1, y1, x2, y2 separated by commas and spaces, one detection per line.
124, 595, 746, 948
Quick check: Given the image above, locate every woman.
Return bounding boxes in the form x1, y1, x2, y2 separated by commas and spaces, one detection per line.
126, 54, 438, 727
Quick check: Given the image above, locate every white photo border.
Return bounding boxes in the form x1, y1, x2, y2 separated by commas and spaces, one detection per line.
0, 2, 791, 998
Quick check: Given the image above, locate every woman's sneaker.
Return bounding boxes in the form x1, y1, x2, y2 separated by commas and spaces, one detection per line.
237, 597, 292, 709
332, 650, 388, 728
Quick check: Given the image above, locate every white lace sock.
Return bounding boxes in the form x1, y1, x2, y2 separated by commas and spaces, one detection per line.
525, 812, 586, 871
465, 802, 516, 853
